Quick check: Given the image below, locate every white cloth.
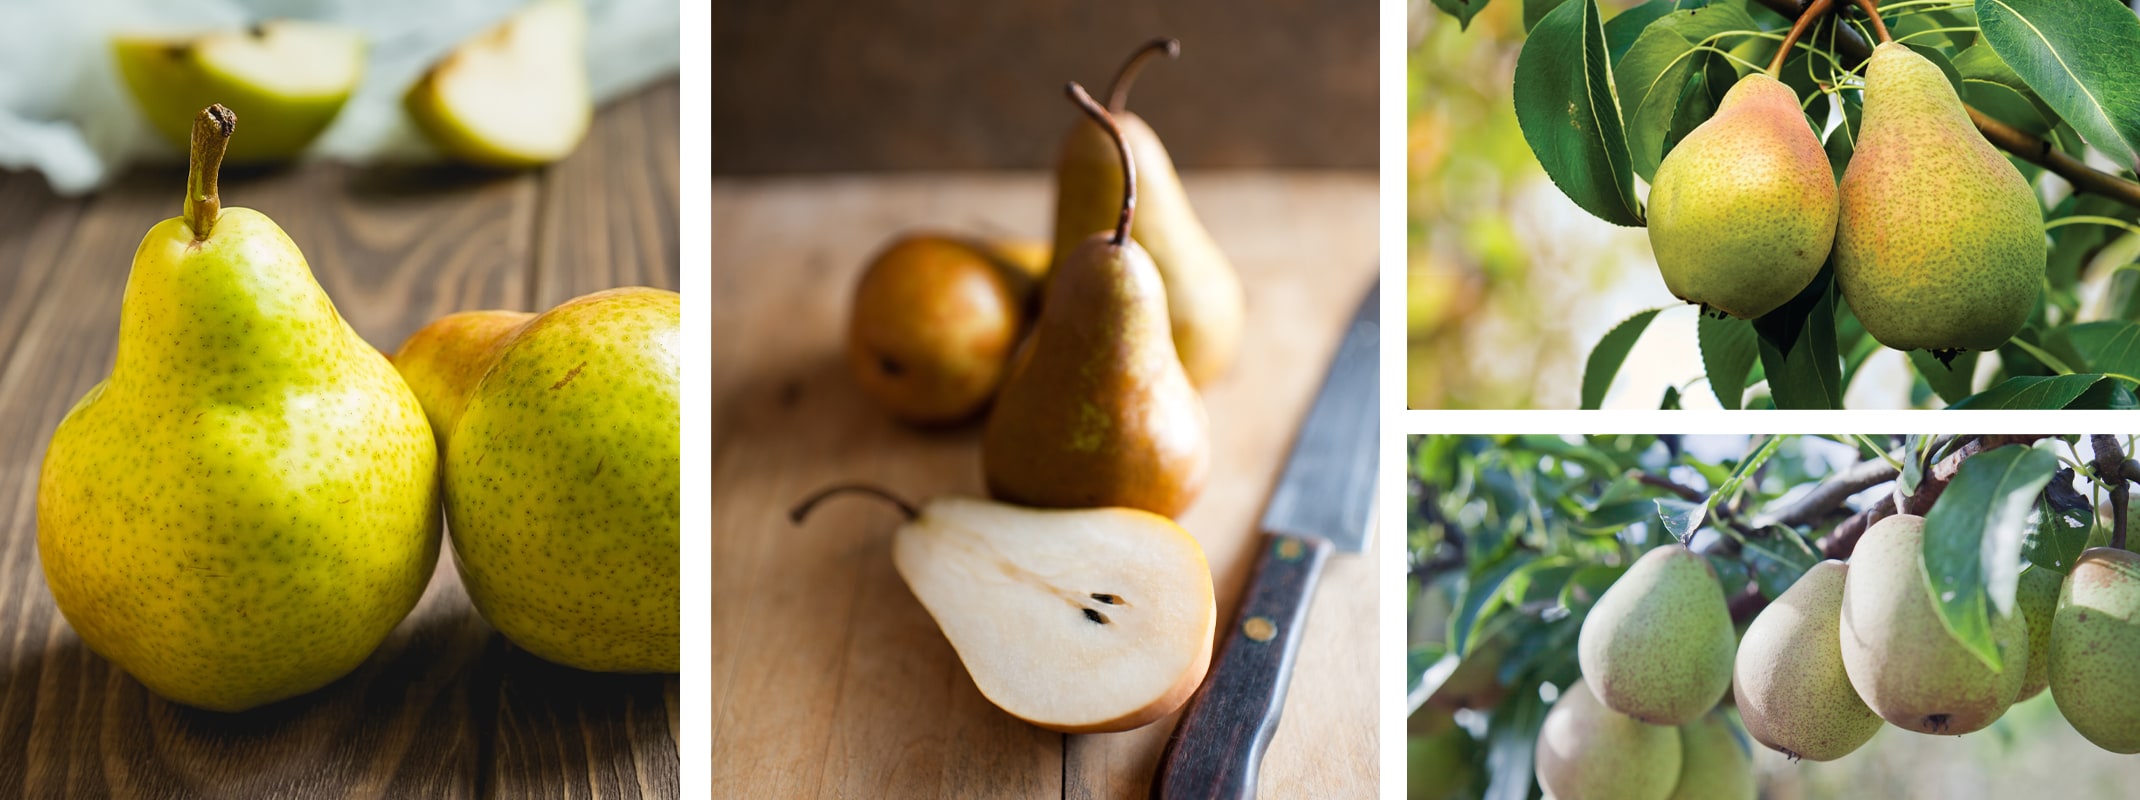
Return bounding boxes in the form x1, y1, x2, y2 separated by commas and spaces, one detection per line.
0, 0, 678, 195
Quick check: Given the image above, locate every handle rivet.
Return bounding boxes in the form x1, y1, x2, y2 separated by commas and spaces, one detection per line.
1276, 539, 1303, 561
1244, 616, 1277, 642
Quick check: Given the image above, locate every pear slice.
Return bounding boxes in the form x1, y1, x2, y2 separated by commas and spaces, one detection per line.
792, 487, 1216, 733
405, 0, 591, 169
112, 21, 364, 163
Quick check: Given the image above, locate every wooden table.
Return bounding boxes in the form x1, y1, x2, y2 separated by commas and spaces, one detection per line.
0, 81, 680, 798
711, 172, 1379, 798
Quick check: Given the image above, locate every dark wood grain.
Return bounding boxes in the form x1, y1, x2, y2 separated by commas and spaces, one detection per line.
1152, 534, 1332, 800
0, 80, 679, 800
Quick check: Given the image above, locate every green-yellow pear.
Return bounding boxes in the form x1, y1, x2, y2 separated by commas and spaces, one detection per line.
846, 234, 1032, 425
984, 83, 1209, 519
2049, 547, 2140, 753
1646, 72, 1835, 319
1670, 710, 1756, 800
1535, 679, 1682, 800
38, 107, 439, 712
790, 487, 1216, 733
113, 21, 364, 163
1840, 514, 2028, 734
1578, 544, 1736, 725
2015, 562, 2062, 701
1051, 38, 1244, 385
406, 0, 591, 168
1734, 561, 1882, 761
392, 287, 679, 673
1835, 42, 2045, 355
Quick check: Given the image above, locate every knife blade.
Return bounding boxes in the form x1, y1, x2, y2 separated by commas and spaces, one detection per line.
1152, 280, 1380, 799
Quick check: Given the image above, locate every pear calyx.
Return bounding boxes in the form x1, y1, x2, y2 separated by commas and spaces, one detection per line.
185, 104, 236, 240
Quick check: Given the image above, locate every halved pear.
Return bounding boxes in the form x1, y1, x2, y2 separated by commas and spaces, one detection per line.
405, 0, 591, 169
794, 488, 1216, 733
112, 21, 364, 163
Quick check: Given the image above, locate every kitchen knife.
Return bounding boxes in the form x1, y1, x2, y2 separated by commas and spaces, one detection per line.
1152, 280, 1380, 799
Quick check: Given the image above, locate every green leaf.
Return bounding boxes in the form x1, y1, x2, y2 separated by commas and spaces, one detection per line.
1515, 0, 1647, 226
2024, 470, 2094, 573
1432, 0, 1495, 30
1922, 443, 2058, 668
1582, 307, 1666, 409
1948, 374, 2136, 408
1909, 349, 1980, 404
1756, 274, 1843, 409
1977, 0, 2140, 171
2069, 320, 2140, 380
1698, 313, 1758, 409
1742, 530, 1820, 599
1953, 43, 2057, 121
1560, 564, 1627, 613
1451, 553, 1538, 656
1525, 0, 1572, 32
1603, 0, 1681, 66
1615, 4, 1761, 181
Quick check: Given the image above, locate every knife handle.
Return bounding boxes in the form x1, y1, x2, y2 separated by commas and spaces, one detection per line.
1151, 533, 1334, 800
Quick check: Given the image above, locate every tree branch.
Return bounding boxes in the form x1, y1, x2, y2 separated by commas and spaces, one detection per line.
1752, 457, 1900, 528
2092, 434, 2132, 550
1752, 0, 2140, 206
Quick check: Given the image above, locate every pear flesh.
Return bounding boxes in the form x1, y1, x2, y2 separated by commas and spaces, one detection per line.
2049, 547, 2140, 753
1835, 42, 2045, 354
39, 113, 440, 711
1534, 678, 1682, 800
393, 288, 681, 673
1840, 514, 2027, 735
1052, 95, 1244, 385
1669, 710, 1756, 800
1734, 560, 1882, 761
890, 496, 1216, 733
405, 0, 592, 168
1647, 72, 1835, 320
113, 21, 364, 163
1577, 544, 1736, 726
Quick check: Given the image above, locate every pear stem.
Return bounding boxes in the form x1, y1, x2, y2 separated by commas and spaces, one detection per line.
1847, 0, 1892, 45
1066, 82, 1135, 246
184, 105, 235, 241
1106, 37, 1180, 113
1768, 0, 1835, 77
788, 484, 920, 524
1751, 0, 2140, 207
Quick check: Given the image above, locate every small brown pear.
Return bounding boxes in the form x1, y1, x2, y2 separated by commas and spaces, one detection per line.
1051, 38, 1244, 385
846, 233, 1030, 425
982, 82, 1209, 519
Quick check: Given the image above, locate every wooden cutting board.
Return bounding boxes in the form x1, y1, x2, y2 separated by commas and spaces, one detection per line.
711, 171, 1378, 798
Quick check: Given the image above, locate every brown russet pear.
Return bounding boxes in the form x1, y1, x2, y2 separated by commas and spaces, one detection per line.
1646, 72, 1835, 319
846, 233, 1031, 425
1669, 710, 1756, 800
1835, 42, 2045, 355
1051, 38, 1244, 385
38, 107, 440, 712
1577, 544, 1736, 725
1840, 514, 2027, 734
1535, 679, 1681, 800
1734, 561, 1882, 761
790, 486, 1215, 733
2049, 547, 2140, 753
984, 83, 1209, 519
393, 287, 679, 673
